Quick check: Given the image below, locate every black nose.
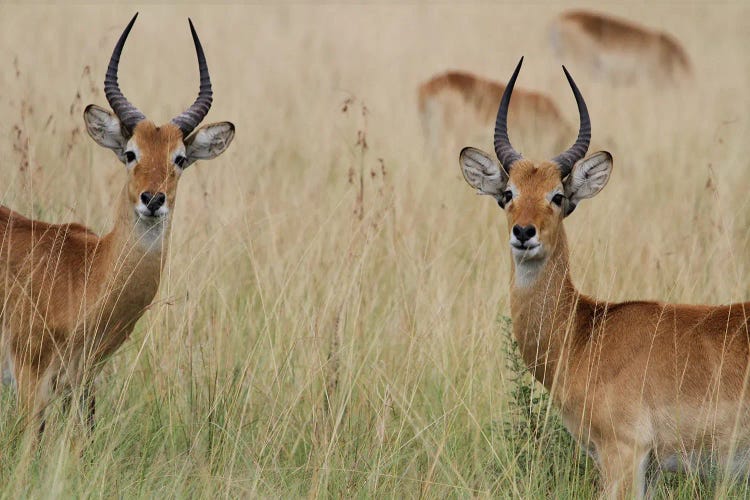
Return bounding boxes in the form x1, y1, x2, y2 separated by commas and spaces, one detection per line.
140, 192, 166, 214
512, 224, 537, 243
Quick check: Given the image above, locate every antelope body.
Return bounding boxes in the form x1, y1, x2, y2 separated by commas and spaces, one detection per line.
0, 14, 235, 433
418, 71, 571, 155
459, 58, 750, 498
550, 10, 692, 86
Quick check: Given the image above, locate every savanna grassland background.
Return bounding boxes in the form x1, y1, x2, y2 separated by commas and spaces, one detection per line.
0, 2, 748, 498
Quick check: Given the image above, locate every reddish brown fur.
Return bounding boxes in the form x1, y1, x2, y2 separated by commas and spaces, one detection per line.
418, 71, 571, 152
501, 160, 750, 497
551, 11, 692, 85
418, 71, 565, 124
1, 121, 185, 429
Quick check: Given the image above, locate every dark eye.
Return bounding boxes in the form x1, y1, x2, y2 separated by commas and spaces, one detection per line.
501, 190, 513, 206
174, 155, 187, 168
124, 151, 136, 163
551, 193, 565, 207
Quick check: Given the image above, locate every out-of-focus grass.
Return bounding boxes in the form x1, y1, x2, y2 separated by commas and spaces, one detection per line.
0, 3, 747, 497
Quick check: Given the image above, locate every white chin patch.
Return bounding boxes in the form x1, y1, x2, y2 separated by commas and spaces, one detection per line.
511, 244, 545, 261
133, 203, 169, 250
511, 242, 547, 288
509, 234, 545, 262
134, 203, 169, 221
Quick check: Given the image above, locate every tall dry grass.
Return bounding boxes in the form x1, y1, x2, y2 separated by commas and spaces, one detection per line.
0, 2, 747, 497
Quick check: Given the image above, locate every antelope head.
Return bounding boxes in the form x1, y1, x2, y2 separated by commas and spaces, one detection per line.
459, 58, 612, 270
83, 14, 235, 232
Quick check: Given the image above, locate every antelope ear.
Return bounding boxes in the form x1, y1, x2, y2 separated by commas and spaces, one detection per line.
83, 105, 129, 162
459, 147, 508, 197
183, 122, 235, 168
564, 151, 613, 212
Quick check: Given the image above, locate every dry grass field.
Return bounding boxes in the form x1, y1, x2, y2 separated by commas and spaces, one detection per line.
0, 2, 748, 497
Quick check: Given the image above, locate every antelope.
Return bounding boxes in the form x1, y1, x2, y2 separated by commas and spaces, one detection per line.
0, 13, 235, 434
459, 57, 750, 498
418, 71, 571, 155
550, 10, 692, 86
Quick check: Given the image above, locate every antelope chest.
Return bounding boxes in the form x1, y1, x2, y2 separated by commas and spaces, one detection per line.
89, 287, 158, 358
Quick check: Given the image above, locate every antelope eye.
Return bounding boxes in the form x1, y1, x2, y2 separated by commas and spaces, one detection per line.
502, 190, 513, 205
551, 193, 565, 207
124, 151, 136, 163
174, 155, 187, 168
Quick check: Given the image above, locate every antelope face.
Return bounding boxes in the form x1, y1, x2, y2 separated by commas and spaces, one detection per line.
500, 159, 566, 261
458, 57, 612, 274
123, 122, 181, 223
82, 14, 235, 234
460, 149, 612, 264
84, 110, 235, 226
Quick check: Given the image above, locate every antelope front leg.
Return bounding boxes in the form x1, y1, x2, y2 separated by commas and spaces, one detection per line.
57, 387, 95, 433
596, 441, 652, 500
14, 363, 53, 437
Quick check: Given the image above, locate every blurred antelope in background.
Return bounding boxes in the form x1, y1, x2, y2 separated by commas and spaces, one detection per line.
0, 14, 235, 434
459, 57, 750, 498
550, 10, 692, 86
418, 70, 572, 156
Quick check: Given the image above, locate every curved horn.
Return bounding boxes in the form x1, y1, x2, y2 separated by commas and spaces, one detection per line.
171, 19, 213, 138
494, 57, 524, 170
552, 66, 591, 177
104, 13, 146, 134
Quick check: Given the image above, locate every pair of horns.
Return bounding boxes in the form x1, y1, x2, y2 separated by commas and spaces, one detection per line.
494, 57, 591, 177
104, 13, 213, 137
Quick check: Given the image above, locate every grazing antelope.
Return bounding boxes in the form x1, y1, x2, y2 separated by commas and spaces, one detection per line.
459, 57, 750, 498
418, 71, 571, 155
0, 14, 235, 434
550, 10, 692, 86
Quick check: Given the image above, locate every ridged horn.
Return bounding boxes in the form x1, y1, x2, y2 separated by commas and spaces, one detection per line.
170, 19, 213, 138
552, 66, 591, 177
493, 57, 524, 170
104, 13, 146, 134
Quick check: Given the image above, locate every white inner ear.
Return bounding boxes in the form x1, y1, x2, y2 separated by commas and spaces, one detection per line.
565, 151, 613, 204
459, 147, 508, 196
184, 122, 235, 167
84, 105, 128, 160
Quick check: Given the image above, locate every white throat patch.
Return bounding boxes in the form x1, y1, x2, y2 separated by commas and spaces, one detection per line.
513, 256, 546, 288
134, 216, 167, 252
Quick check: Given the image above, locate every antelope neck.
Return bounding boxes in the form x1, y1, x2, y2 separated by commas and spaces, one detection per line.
509, 227, 580, 389
88, 185, 169, 352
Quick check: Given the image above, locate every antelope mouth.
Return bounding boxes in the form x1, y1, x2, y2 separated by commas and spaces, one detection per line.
134, 207, 169, 222
511, 242, 544, 261
511, 242, 539, 251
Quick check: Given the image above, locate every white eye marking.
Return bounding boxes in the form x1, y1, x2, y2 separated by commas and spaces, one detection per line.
124, 141, 141, 167
171, 146, 188, 169
498, 182, 518, 207
507, 183, 519, 200
547, 189, 566, 207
